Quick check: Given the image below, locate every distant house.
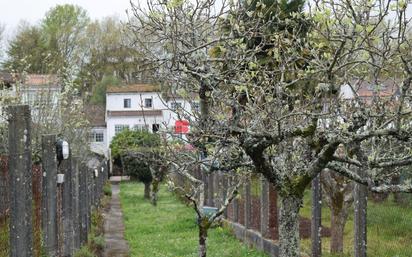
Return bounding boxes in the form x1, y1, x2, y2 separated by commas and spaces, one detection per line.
105, 84, 196, 150
20, 74, 61, 105
0, 73, 61, 122
340, 80, 400, 100
85, 105, 107, 157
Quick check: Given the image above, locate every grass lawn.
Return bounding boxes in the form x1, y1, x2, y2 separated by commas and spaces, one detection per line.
300, 190, 412, 257
120, 182, 268, 257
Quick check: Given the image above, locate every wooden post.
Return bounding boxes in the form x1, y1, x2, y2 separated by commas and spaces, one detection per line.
87, 167, 92, 232
41, 134, 58, 257
260, 177, 269, 238
78, 163, 88, 245
207, 173, 214, 206
354, 183, 367, 257
0, 156, 8, 220
245, 178, 251, 229
71, 157, 81, 250
8, 105, 33, 257
59, 146, 74, 257
233, 195, 239, 223
221, 173, 228, 218
311, 174, 322, 257
268, 184, 278, 240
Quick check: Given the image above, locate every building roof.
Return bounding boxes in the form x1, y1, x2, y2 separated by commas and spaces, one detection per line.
0, 71, 16, 84
341, 80, 400, 99
107, 84, 159, 93
23, 74, 59, 87
85, 105, 106, 127
107, 110, 163, 117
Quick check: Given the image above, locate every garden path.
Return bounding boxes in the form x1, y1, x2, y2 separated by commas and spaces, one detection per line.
102, 183, 130, 257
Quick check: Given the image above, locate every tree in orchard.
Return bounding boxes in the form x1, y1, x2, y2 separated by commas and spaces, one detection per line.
129, 0, 412, 256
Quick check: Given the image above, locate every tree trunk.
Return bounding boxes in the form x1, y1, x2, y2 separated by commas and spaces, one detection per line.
144, 183, 151, 199
279, 194, 302, 257
330, 205, 345, 253
198, 225, 208, 257
151, 180, 159, 206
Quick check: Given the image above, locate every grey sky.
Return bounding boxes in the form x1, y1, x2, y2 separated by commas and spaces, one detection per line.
0, 0, 133, 36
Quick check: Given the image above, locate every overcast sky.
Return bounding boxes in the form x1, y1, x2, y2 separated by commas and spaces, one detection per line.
0, 0, 133, 37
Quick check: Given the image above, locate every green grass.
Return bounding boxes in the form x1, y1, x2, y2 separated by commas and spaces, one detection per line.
300, 190, 412, 257
120, 182, 268, 257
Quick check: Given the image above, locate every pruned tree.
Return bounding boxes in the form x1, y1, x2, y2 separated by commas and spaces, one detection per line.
164, 137, 249, 257
129, 0, 412, 256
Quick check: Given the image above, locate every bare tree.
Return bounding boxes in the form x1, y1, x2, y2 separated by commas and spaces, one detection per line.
164, 139, 248, 257
129, 0, 412, 256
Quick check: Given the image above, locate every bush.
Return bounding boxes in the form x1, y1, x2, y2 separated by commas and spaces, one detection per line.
74, 246, 96, 257
91, 235, 105, 251
110, 129, 161, 183
103, 182, 112, 196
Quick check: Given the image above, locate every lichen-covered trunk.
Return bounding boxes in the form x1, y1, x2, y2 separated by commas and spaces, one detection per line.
279, 194, 302, 257
198, 225, 208, 257
151, 180, 159, 206
330, 205, 345, 253
144, 183, 151, 199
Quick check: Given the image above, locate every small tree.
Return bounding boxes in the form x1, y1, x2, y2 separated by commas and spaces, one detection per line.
110, 129, 161, 199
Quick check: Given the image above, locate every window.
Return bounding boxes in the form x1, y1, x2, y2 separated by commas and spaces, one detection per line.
95, 133, 104, 142
144, 98, 152, 108
133, 124, 149, 131
115, 125, 129, 135
170, 102, 182, 111
90, 132, 104, 142
152, 123, 160, 133
124, 98, 131, 108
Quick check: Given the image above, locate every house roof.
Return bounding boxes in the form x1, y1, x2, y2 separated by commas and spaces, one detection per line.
85, 105, 106, 127
341, 80, 400, 99
0, 71, 16, 84
107, 84, 160, 93
107, 110, 163, 117
356, 80, 399, 98
23, 74, 59, 87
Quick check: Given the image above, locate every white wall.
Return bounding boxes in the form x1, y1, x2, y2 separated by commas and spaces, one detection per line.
106, 92, 166, 111
90, 127, 107, 157
106, 91, 196, 149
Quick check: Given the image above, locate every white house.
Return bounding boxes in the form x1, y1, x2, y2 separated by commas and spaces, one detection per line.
105, 84, 196, 150
0, 73, 61, 122
86, 105, 108, 157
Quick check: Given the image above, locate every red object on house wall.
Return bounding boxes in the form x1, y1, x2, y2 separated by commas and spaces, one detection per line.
175, 120, 189, 133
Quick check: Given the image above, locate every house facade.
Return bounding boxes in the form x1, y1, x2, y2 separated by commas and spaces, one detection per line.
105, 84, 195, 150
0, 73, 61, 122
86, 105, 108, 157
